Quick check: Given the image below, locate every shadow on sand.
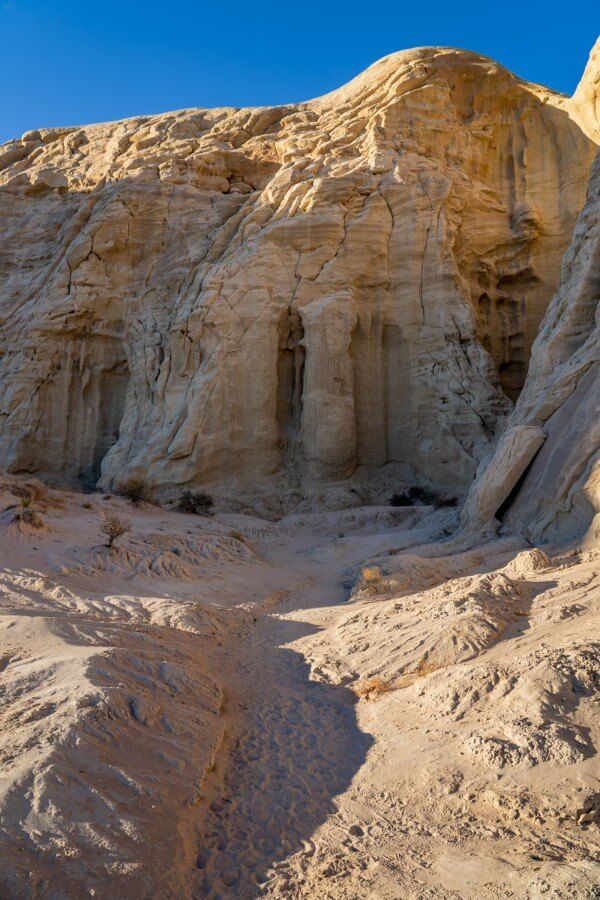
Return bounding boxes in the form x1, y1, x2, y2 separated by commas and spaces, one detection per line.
196, 599, 374, 898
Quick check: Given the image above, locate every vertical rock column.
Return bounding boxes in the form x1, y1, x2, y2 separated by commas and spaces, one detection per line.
277, 311, 306, 469
299, 293, 358, 480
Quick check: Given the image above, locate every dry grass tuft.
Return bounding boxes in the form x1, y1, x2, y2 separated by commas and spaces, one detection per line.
13, 506, 44, 528
414, 655, 440, 677
354, 676, 395, 698
228, 529, 255, 550
362, 565, 382, 584
358, 565, 388, 595
4, 479, 49, 528
10, 478, 49, 504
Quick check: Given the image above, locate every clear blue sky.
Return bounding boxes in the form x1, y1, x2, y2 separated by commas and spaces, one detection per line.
1, 1, 598, 144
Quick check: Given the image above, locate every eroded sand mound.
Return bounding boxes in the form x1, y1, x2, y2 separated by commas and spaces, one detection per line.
0, 479, 299, 896
0, 466, 598, 898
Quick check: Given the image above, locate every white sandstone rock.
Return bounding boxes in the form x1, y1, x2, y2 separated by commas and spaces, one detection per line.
0, 45, 598, 500
462, 147, 600, 543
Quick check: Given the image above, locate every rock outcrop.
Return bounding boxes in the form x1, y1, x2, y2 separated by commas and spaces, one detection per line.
0, 45, 598, 496
462, 147, 600, 544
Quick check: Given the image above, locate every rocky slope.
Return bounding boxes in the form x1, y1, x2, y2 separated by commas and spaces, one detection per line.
0, 44, 598, 499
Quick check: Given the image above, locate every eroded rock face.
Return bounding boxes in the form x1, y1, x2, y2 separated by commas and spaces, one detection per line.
462, 147, 600, 544
0, 46, 598, 494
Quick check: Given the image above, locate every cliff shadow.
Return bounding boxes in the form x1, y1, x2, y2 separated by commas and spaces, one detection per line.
196, 586, 374, 897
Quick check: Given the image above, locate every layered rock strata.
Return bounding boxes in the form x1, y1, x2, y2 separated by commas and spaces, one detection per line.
0, 45, 598, 494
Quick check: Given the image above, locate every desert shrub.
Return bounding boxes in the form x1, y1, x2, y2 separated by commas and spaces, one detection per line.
361, 565, 382, 584
389, 492, 411, 507
354, 676, 394, 698
11, 479, 48, 504
412, 485, 438, 504
14, 506, 44, 528
6, 480, 48, 528
99, 513, 132, 548
437, 494, 458, 508
358, 565, 386, 595
116, 476, 154, 504
177, 489, 214, 516
390, 485, 439, 507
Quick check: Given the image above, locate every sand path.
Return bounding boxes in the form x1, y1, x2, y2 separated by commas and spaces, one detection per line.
196, 525, 380, 898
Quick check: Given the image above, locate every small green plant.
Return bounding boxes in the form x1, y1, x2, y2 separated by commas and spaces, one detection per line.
116, 476, 154, 504
99, 513, 132, 548
177, 489, 214, 516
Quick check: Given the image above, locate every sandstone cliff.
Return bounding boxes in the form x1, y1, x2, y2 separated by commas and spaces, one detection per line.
0, 45, 598, 497
462, 145, 600, 544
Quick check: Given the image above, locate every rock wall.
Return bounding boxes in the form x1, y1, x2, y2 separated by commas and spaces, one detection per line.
0, 45, 598, 494
462, 147, 600, 544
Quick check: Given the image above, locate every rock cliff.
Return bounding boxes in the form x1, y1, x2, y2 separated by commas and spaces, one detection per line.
462, 146, 600, 544
0, 45, 598, 496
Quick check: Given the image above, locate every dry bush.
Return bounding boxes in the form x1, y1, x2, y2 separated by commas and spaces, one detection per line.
389, 491, 412, 507
437, 494, 458, 507
357, 565, 388, 597
13, 506, 44, 528
5, 481, 47, 528
389, 485, 457, 508
99, 513, 132, 548
116, 476, 154, 504
354, 676, 394, 698
11, 478, 49, 504
362, 565, 382, 584
359, 565, 383, 589
414, 655, 440, 677
228, 529, 254, 550
389, 485, 435, 506
177, 489, 213, 516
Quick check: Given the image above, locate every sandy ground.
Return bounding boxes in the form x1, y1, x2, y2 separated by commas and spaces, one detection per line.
0, 478, 598, 898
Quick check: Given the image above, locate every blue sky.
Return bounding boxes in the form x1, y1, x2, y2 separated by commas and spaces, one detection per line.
1, 1, 597, 143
